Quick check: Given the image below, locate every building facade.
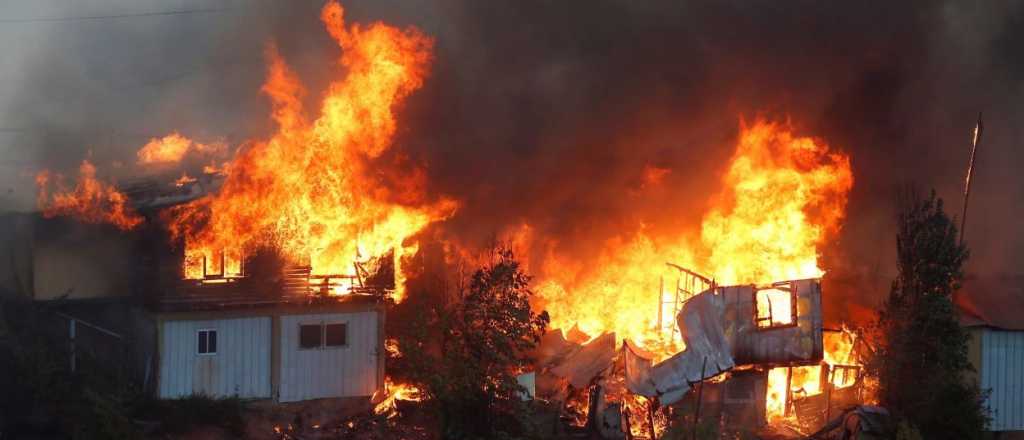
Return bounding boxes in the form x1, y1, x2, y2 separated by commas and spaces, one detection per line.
155, 298, 385, 402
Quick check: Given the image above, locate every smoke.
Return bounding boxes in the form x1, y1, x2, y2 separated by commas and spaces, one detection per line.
3, 1, 1024, 320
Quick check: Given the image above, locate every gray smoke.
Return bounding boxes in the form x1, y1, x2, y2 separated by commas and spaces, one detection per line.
2, 1, 1023, 319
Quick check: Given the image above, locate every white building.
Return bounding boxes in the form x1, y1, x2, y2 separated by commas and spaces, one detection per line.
155, 297, 385, 402
957, 280, 1024, 436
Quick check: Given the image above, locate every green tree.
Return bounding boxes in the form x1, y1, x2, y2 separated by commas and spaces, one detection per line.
868, 189, 988, 439
392, 246, 549, 439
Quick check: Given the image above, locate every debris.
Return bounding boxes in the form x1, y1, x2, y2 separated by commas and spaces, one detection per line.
632, 290, 735, 404
806, 405, 892, 440
532, 329, 579, 367
551, 332, 617, 389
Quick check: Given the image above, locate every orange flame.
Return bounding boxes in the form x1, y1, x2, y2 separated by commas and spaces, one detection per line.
136, 132, 225, 166
36, 160, 143, 230
164, 2, 455, 300
766, 328, 862, 420
374, 380, 423, 417
535, 119, 853, 360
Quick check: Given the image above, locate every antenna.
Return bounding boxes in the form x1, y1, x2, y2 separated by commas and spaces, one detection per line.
960, 112, 983, 246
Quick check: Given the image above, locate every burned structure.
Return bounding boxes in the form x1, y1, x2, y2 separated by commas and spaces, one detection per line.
629, 278, 823, 404
0, 176, 390, 404
530, 270, 868, 437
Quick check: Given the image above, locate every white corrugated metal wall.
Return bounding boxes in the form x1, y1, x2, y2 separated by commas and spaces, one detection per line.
279, 311, 378, 402
981, 329, 1024, 431
158, 317, 272, 399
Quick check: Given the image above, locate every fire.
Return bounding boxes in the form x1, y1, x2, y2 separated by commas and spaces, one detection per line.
755, 288, 794, 328
163, 1, 455, 300
137, 132, 224, 166
374, 380, 423, 417
174, 173, 197, 187
701, 120, 851, 284
535, 119, 853, 359
35, 160, 143, 230
765, 328, 862, 420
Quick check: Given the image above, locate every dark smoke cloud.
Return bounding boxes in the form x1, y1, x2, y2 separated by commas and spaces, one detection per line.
3, 1, 1023, 319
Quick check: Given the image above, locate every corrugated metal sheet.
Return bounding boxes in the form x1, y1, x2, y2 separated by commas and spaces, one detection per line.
158, 317, 271, 399
981, 329, 1024, 431
279, 311, 378, 402
725, 279, 823, 366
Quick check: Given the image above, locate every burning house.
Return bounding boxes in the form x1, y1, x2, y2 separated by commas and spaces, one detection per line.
3, 0, 452, 409
530, 270, 868, 437
0, 0, 934, 437
0, 178, 390, 404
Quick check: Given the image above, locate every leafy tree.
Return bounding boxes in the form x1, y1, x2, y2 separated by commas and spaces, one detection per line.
391, 246, 549, 439
868, 189, 988, 439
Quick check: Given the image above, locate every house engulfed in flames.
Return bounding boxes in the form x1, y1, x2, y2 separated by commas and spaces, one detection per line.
0, 174, 391, 403
2, 0, 446, 406
527, 269, 870, 438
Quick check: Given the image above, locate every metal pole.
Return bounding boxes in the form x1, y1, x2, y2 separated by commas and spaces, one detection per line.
961, 112, 984, 246
692, 356, 707, 440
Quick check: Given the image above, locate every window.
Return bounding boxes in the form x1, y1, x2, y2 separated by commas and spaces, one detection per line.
754, 287, 797, 329
299, 324, 322, 349
325, 323, 347, 347
299, 322, 347, 349
197, 329, 217, 355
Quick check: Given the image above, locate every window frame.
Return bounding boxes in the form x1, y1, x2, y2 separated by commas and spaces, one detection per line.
297, 321, 349, 350
752, 284, 799, 331
323, 322, 348, 349
298, 323, 324, 350
196, 328, 218, 355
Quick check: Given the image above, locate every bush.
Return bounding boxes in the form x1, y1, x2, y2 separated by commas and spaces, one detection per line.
867, 190, 988, 440
392, 247, 549, 439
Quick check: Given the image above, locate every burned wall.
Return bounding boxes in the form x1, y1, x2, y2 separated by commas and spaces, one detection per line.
724, 279, 824, 366
32, 217, 138, 300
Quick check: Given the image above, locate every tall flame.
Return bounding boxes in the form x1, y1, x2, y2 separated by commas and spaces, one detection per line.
35, 160, 143, 230
535, 119, 853, 357
164, 1, 454, 300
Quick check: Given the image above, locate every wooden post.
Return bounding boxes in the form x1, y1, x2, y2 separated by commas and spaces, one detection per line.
692, 356, 708, 440
824, 365, 833, 425
647, 396, 658, 440
623, 402, 634, 440
784, 366, 793, 417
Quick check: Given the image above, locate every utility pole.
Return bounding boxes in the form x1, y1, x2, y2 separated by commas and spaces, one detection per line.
960, 112, 984, 246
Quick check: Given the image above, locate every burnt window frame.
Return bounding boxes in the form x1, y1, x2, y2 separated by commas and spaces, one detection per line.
753, 283, 799, 330
197, 328, 218, 355
298, 321, 349, 350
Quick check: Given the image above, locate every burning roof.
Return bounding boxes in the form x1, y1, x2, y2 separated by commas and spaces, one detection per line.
33, 1, 457, 302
